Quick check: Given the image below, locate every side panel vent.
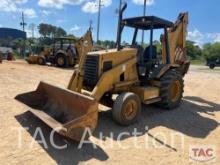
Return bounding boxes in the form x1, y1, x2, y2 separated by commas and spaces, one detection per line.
84, 55, 99, 88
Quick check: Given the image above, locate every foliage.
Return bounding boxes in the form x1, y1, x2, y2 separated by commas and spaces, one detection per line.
38, 37, 53, 46
97, 40, 116, 49
186, 40, 203, 60
153, 40, 162, 54
38, 23, 67, 38
202, 42, 220, 61
12, 38, 27, 49
55, 27, 67, 38
66, 34, 77, 39
190, 60, 205, 65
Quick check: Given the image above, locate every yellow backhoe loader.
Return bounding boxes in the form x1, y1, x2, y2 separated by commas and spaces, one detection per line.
26, 29, 93, 67
16, 3, 190, 141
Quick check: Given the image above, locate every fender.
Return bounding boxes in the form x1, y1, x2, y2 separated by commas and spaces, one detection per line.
179, 60, 190, 76
156, 64, 180, 79
156, 61, 190, 79
55, 50, 67, 57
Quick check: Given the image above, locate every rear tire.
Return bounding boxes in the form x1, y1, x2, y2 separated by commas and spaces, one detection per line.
37, 57, 46, 65
112, 92, 141, 126
158, 70, 184, 109
56, 54, 68, 68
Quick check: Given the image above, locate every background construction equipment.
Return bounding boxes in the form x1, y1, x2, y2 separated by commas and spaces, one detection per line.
26, 29, 93, 68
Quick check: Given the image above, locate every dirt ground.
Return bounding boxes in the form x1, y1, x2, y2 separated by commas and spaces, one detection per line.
0, 60, 219, 165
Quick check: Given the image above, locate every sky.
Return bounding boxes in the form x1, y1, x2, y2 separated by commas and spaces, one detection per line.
0, 0, 219, 46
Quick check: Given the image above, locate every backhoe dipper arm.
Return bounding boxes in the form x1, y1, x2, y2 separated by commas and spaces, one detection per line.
162, 12, 189, 64
68, 29, 93, 92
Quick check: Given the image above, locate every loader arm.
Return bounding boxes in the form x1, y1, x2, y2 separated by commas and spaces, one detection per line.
68, 29, 93, 92
75, 29, 93, 61
162, 12, 189, 64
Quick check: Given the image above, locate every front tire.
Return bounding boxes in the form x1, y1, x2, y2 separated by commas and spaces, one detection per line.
158, 70, 184, 109
112, 92, 141, 126
37, 57, 46, 65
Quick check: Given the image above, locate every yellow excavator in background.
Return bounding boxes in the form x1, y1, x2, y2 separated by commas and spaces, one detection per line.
16, 3, 189, 141
26, 29, 93, 67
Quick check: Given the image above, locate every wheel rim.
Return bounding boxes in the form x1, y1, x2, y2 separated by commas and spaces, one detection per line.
122, 100, 138, 121
57, 57, 64, 66
170, 80, 181, 102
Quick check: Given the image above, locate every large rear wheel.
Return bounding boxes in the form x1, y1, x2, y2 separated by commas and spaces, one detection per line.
56, 54, 68, 68
158, 70, 184, 109
112, 92, 141, 126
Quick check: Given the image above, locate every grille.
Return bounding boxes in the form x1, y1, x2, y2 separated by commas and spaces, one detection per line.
84, 55, 99, 88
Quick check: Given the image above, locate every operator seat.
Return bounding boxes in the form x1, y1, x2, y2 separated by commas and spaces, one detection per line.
139, 45, 158, 80
143, 45, 157, 62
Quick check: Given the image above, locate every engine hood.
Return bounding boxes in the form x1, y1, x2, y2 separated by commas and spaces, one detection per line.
87, 48, 137, 57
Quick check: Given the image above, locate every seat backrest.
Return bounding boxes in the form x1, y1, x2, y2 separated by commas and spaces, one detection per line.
130, 44, 144, 63
143, 45, 157, 62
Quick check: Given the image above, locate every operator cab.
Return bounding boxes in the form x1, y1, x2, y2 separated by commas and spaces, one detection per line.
117, 6, 174, 80
52, 37, 77, 57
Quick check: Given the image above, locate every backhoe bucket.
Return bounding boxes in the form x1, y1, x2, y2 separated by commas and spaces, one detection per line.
15, 81, 98, 141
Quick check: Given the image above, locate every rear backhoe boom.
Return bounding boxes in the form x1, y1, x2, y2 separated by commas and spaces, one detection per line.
161, 12, 190, 75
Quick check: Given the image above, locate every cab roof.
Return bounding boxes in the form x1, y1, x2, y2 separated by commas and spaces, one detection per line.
122, 16, 174, 30
54, 37, 77, 41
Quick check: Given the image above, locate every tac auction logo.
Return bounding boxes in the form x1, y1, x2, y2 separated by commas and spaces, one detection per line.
189, 145, 216, 162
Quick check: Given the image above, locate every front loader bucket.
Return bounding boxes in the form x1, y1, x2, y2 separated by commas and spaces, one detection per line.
15, 81, 98, 141
25, 58, 33, 64
25, 55, 38, 64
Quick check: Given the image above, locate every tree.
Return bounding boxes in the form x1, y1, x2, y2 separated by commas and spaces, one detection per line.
38, 37, 53, 46
153, 40, 162, 54
203, 42, 220, 61
38, 23, 67, 38
55, 27, 67, 37
11, 38, 28, 56
38, 23, 49, 37
96, 40, 116, 48
66, 34, 77, 39
186, 40, 202, 60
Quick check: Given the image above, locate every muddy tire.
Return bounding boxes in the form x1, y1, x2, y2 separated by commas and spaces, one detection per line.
56, 54, 68, 68
112, 92, 141, 126
158, 70, 184, 109
37, 57, 46, 65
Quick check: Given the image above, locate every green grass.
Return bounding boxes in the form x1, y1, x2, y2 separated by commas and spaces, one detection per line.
190, 60, 205, 65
